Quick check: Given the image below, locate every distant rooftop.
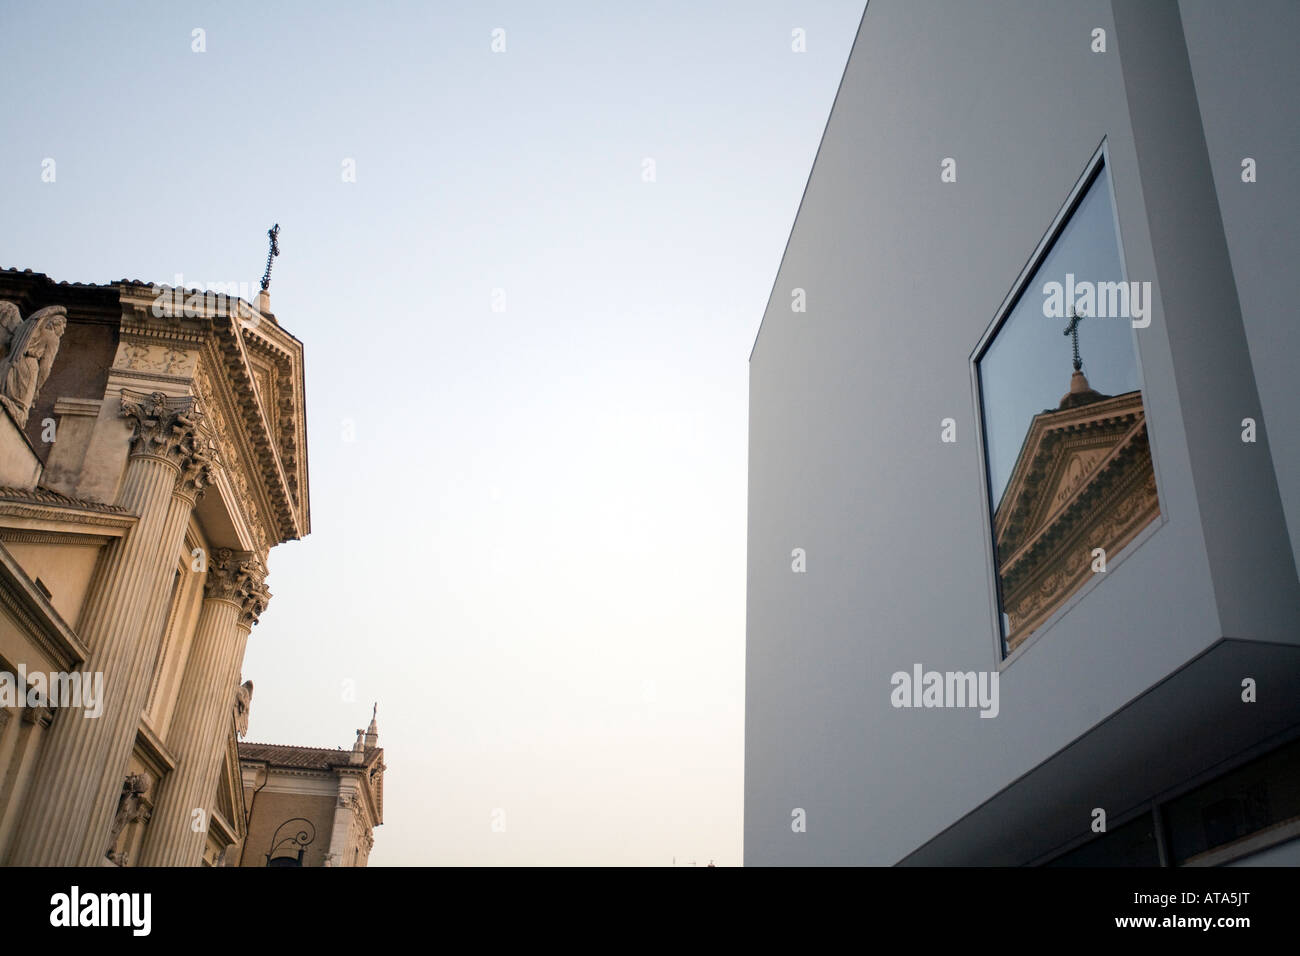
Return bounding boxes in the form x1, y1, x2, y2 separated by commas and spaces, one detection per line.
239, 741, 381, 771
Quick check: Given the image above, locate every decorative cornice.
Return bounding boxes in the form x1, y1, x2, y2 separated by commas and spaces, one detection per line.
207, 806, 239, 846
51, 396, 102, 418
115, 284, 309, 544
135, 721, 178, 777
210, 327, 304, 542
192, 363, 271, 553
0, 504, 134, 535
235, 765, 335, 786
0, 529, 116, 547
0, 485, 130, 516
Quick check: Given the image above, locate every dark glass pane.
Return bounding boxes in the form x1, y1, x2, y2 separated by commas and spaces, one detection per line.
1046, 812, 1160, 867
1163, 737, 1300, 865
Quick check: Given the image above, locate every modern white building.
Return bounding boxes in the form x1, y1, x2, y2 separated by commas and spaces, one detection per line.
744, 0, 1300, 866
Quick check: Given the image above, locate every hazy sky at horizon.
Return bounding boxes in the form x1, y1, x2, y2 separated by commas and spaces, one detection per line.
0, 0, 863, 866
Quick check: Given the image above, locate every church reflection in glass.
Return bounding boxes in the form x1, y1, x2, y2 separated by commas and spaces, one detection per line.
976, 161, 1161, 656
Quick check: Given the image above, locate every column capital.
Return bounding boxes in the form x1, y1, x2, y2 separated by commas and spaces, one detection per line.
175, 431, 219, 503
238, 556, 271, 628
120, 390, 203, 468
204, 549, 272, 627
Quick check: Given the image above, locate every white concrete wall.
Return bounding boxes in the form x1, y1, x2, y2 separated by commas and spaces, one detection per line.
744, 0, 1300, 865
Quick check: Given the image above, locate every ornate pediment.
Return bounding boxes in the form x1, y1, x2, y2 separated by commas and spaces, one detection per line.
237, 318, 307, 522
994, 391, 1145, 560
116, 285, 310, 546
992, 388, 1160, 651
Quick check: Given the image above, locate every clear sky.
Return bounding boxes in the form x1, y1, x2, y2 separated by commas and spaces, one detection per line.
0, 0, 863, 866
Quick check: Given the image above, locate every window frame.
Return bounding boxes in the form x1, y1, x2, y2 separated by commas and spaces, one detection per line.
967, 139, 1166, 665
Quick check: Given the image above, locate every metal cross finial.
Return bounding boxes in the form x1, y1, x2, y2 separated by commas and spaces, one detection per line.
1063, 306, 1086, 372
259, 223, 281, 292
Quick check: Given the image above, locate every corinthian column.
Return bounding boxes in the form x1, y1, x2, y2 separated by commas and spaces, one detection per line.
5, 391, 210, 866
136, 429, 218, 683
137, 551, 269, 866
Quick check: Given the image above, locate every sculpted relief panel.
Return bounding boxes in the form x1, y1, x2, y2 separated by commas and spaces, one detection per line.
112, 341, 196, 378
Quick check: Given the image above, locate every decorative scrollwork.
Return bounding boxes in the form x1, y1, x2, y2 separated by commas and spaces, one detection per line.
266, 816, 314, 867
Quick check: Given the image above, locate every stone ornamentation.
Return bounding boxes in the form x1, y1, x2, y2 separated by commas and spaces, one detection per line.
204, 549, 272, 627
0, 302, 68, 427
237, 559, 271, 628
105, 773, 151, 864
234, 679, 254, 738
120, 390, 203, 464
176, 430, 219, 501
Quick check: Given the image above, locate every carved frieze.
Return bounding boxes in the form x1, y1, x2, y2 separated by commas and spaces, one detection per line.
114, 342, 196, 378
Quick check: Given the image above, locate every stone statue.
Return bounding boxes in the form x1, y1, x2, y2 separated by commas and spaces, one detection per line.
0, 302, 22, 354
105, 773, 151, 864
0, 304, 67, 427
234, 679, 254, 737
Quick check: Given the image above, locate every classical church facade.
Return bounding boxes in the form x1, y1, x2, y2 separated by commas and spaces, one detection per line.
0, 265, 313, 866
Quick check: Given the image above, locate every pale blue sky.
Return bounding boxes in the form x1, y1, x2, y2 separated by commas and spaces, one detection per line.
0, 0, 863, 865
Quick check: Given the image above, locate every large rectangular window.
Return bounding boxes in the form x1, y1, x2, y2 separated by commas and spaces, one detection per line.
975, 154, 1160, 657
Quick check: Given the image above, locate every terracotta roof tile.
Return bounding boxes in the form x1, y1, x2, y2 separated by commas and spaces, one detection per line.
239, 741, 381, 770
